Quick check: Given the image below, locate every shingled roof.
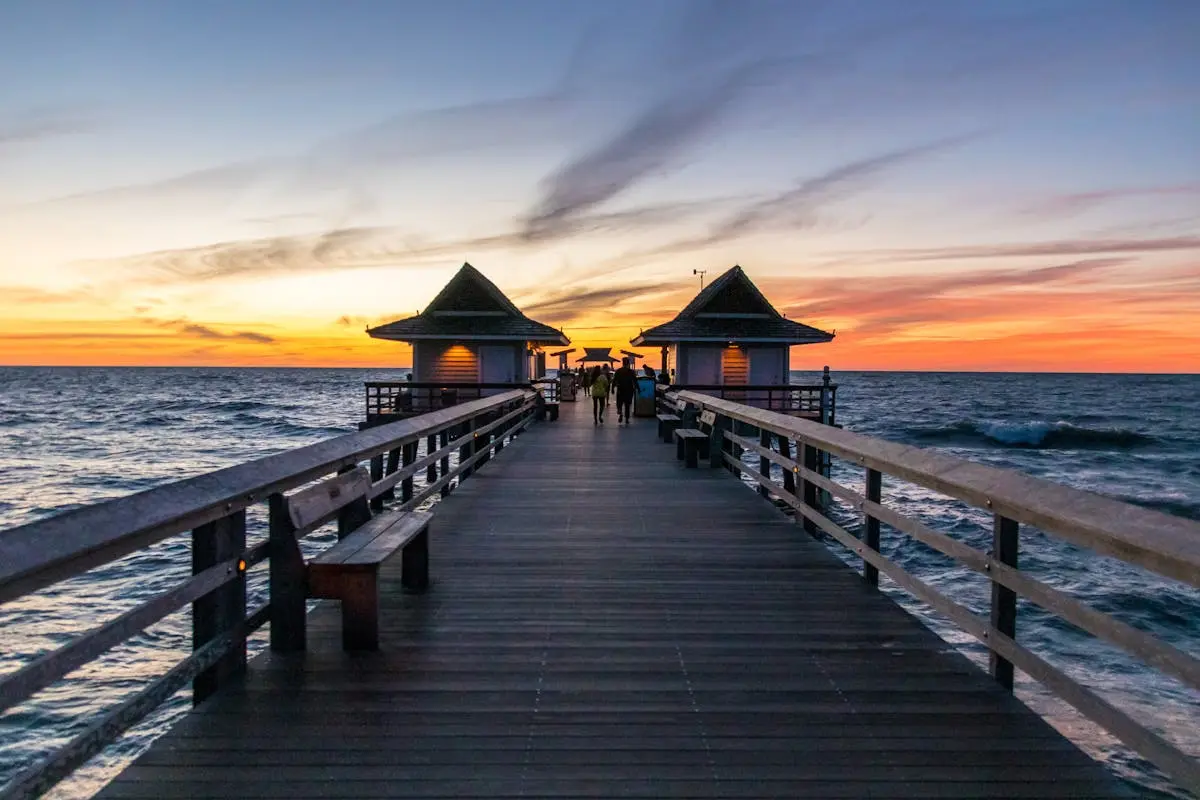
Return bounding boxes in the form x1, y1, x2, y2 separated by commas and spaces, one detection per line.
630, 265, 833, 346
368, 263, 569, 346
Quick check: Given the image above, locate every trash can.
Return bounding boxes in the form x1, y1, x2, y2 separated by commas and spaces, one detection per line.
633, 376, 657, 418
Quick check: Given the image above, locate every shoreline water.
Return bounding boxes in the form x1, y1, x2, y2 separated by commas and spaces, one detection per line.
1, 367, 1197, 798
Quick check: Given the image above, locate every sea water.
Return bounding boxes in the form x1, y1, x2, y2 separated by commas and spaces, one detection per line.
0, 367, 1197, 797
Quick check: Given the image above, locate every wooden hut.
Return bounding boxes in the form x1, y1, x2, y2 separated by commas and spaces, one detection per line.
576, 347, 619, 366
364, 263, 569, 420
630, 265, 835, 418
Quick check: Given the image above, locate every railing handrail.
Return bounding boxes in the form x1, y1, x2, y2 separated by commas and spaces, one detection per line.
666, 383, 836, 390
364, 380, 532, 388
678, 390, 1200, 587
0, 389, 532, 605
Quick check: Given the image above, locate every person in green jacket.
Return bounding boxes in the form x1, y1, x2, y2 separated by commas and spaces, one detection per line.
590, 365, 609, 424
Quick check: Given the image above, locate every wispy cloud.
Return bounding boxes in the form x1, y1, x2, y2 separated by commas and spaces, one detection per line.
0, 109, 93, 149
769, 257, 1198, 341
520, 281, 678, 325
629, 136, 976, 258
849, 236, 1200, 263
178, 323, 275, 344
520, 58, 811, 241
137, 316, 278, 344
1019, 183, 1200, 219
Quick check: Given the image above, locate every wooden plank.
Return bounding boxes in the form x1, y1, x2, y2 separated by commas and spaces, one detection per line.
678, 391, 1200, 587
342, 513, 430, 566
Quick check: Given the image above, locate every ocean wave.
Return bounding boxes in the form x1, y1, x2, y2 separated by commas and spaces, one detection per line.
908, 419, 1157, 450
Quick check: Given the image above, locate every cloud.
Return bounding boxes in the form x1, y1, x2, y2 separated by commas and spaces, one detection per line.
853, 236, 1200, 263
634, 136, 976, 258
1019, 184, 1200, 219
0, 286, 97, 304
520, 282, 678, 325
520, 58, 806, 240
768, 257, 1197, 341
0, 109, 92, 149
178, 323, 275, 344
135, 316, 277, 344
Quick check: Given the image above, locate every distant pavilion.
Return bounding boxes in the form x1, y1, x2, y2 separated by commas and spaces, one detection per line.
366, 263, 568, 412
631, 265, 833, 388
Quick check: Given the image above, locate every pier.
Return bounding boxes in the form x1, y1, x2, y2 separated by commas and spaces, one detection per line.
2, 385, 1198, 799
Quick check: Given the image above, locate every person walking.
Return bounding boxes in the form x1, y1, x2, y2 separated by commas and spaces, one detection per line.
612, 357, 637, 424
589, 365, 609, 424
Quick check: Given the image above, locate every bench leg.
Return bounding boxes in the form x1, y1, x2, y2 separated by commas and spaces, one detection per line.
676, 435, 685, 461
685, 440, 699, 469
341, 572, 379, 651
657, 419, 665, 440
402, 527, 430, 594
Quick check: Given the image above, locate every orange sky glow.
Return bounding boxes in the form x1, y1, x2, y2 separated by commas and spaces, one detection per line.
2, 251, 1196, 372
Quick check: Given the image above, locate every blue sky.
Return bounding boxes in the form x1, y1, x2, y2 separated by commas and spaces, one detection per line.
0, 0, 1197, 369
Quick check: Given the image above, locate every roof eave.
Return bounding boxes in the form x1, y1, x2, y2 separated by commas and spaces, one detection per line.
369, 332, 569, 344
632, 334, 834, 346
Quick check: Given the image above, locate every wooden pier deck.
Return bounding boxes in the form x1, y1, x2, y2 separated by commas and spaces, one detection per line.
96, 398, 1131, 799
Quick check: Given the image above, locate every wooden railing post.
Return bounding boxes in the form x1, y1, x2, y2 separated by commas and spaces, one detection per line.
369, 453, 385, 512
439, 429, 451, 497
778, 436, 796, 494
799, 443, 819, 536
268, 493, 306, 652
477, 412, 492, 467
758, 428, 771, 498
382, 446, 401, 501
991, 513, 1019, 690
863, 469, 881, 587
426, 434, 438, 484
460, 418, 476, 481
820, 366, 831, 425
401, 441, 416, 502
709, 414, 729, 469
191, 510, 246, 705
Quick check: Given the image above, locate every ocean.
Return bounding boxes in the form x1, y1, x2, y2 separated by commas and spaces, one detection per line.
0, 367, 1197, 798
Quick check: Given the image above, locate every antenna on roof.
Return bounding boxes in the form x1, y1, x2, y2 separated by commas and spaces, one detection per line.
692, 268, 707, 290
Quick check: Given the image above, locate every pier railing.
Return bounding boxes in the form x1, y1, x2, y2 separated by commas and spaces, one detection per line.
0, 389, 537, 799
672, 389, 1200, 793
364, 381, 532, 420
668, 382, 835, 421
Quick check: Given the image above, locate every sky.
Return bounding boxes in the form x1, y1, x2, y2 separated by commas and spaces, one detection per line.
1, 0, 1198, 372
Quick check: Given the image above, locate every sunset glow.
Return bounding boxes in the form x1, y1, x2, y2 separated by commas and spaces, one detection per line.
1, 1, 1197, 372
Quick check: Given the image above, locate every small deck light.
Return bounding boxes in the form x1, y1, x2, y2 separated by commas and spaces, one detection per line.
237, 559, 247, 573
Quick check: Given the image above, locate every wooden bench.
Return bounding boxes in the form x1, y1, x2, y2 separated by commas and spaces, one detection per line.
657, 399, 684, 442
675, 409, 717, 468
276, 467, 432, 651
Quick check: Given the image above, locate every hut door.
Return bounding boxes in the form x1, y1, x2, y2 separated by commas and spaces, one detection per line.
479, 345, 515, 396
687, 347, 721, 386
748, 349, 783, 407
749, 349, 783, 385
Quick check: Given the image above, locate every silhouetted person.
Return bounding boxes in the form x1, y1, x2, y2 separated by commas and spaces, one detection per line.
613, 357, 637, 424
590, 365, 609, 424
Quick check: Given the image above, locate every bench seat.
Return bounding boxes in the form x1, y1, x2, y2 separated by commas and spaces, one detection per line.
674, 428, 710, 467
308, 510, 432, 650
656, 413, 681, 442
